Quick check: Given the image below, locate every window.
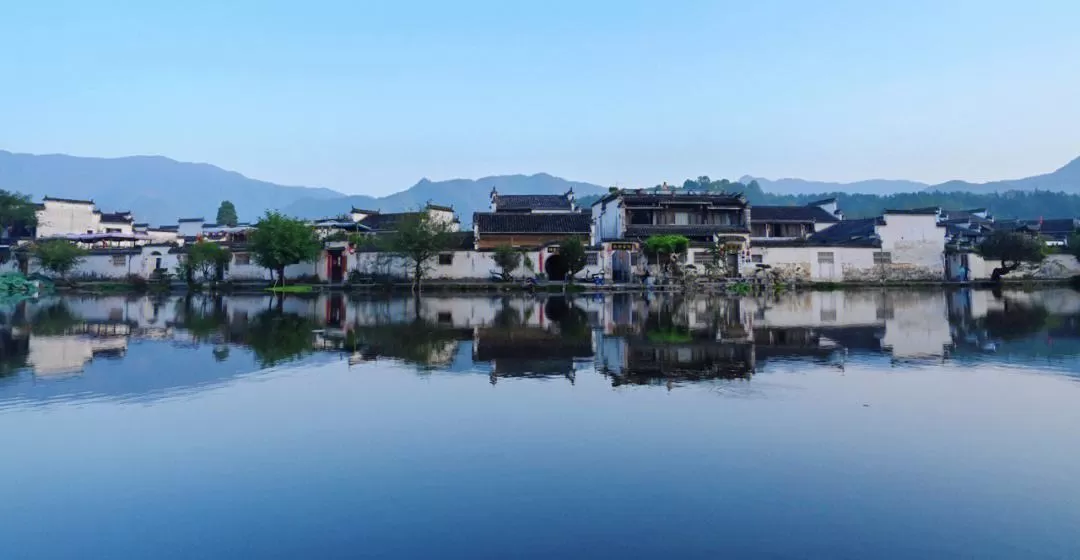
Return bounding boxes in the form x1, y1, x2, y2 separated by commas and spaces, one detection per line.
693, 251, 715, 264
873, 251, 892, 265
234, 253, 250, 266
438, 253, 454, 265
437, 312, 453, 324
751, 254, 763, 264
111, 254, 127, 266
817, 252, 835, 264
585, 253, 599, 266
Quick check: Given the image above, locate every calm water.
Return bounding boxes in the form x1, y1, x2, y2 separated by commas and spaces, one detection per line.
1, 289, 1079, 559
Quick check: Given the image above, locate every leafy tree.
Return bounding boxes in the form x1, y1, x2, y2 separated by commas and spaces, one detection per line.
559, 236, 588, 282
383, 210, 455, 292
243, 309, 315, 367
216, 201, 239, 227
31, 239, 87, 280
492, 244, 522, 281
0, 190, 39, 235
977, 231, 1046, 282
249, 211, 322, 286
187, 240, 232, 284
643, 234, 690, 275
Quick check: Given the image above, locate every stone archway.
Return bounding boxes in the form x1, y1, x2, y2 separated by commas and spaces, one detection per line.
544, 254, 569, 281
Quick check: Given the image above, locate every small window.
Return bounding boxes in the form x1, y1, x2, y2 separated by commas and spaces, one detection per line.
817, 251, 835, 264
111, 254, 127, 266
873, 251, 892, 265
234, 252, 251, 266
585, 253, 599, 266
438, 253, 454, 265
437, 312, 453, 324
751, 254, 763, 264
820, 309, 837, 322
693, 251, 714, 264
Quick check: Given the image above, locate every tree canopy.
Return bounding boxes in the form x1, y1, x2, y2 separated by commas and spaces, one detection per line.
216, 201, 239, 227
382, 210, 455, 291
977, 231, 1046, 281
559, 236, 588, 281
0, 190, 39, 234
32, 239, 87, 279
492, 244, 522, 280
249, 211, 322, 284
187, 240, 232, 283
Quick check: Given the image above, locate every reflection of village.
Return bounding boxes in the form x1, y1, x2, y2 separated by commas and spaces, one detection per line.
3, 288, 1080, 398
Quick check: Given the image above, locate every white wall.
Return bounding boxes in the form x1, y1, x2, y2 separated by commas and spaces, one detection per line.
353, 249, 605, 281
752, 245, 875, 282
36, 200, 101, 238
177, 221, 204, 238
875, 213, 945, 280
592, 199, 622, 243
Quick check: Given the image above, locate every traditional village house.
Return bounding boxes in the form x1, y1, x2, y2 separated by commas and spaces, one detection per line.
749, 199, 841, 240
591, 190, 753, 281
473, 188, 596, 281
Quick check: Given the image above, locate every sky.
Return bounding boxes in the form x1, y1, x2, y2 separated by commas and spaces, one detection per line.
1, 0, 1078, 196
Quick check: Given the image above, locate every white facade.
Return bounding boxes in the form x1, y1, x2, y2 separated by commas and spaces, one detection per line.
352, 248, 605, 282
36, 199, 101, 238
177, 219, 205, 238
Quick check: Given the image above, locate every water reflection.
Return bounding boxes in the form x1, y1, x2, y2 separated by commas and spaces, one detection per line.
1, 288, 1079, 405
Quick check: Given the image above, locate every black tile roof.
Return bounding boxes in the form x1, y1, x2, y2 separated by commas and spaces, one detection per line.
806, 218, 882, 247
99, 212, 134, 224
751, 205, 840, 223
353, 231, 475, 252
494, 194, 572, 211
178, 217, 204, 223
807, 197, 837, 206
42, 196, 94, 205
623, 224, 750, 238
358, 211, 422, 232
619, 193, 747, 207
474, 212, 591, 234
156, 225, 179, 232
426, 203, 455, 212
884, 208, 939, 215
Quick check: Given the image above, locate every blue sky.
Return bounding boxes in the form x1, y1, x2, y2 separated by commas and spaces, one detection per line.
1, 0, 1077, 195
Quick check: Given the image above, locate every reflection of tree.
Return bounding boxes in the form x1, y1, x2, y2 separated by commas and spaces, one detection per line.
0, 328, 29, 377
243, 310, 316, 367
176, 295, 229, 342
982, 298, 1049, 340
350, 320, 468, 367
544, 296, 589, 339
28, 301, 82, 336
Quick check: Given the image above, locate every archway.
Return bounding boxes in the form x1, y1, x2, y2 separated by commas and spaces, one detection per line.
544, 254, 568, 281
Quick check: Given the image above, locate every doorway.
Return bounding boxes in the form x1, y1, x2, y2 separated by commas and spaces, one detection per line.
544, 254, 568, 281
327, 250, 346, 284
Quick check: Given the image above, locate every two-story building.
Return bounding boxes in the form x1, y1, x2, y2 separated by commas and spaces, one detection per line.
591, 191, 752, 280
749, 199, 841, 241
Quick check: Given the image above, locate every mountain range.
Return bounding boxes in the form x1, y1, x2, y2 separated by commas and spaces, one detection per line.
1, 149, 1078, 225
746, 155, 1080, 196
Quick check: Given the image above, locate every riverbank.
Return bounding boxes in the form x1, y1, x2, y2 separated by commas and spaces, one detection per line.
51, 275, 1080, 296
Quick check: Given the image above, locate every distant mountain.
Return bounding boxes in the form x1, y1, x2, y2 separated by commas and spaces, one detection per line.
280, 173, 608, 222
743, 155, 1080, 196
921, 156, 1080, 194
742, 176, 929, 196
0, 150, 343, 225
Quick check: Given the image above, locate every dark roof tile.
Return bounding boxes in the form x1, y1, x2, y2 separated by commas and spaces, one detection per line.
751, 205, 840, 223
806, 218, 882, 247
474, 212, 591, 234
494, 194, 572, 211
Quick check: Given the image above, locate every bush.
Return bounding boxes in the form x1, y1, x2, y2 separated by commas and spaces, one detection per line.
126, 274, 149, 292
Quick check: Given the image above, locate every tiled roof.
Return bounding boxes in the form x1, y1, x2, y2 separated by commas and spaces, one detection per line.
806, 218, 882, 247
474, 212, 591, 234
807, 197, 837, 206
884, 208, 939, 215
620, 193, 747, 207
495, 194, 572, 211
426, 203, 455, 212
99, 212, 134, 224
623, 224, 750, 237
178, 217, 204, 223
358, 211, 422, 232
156, 225, 179, 232
42, 196, 94, 205
354, 231, 475, 252
751, 205, 840, 223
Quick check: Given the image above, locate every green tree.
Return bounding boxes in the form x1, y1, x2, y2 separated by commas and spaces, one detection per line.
249, 211, 322, 286
32, 239, 87, 280
243, 309, 315, 367
383, 210, 455, 292
216, 201, 239, 227
559, 236, 588, 282
643, 234, 690, 275
492, 244, 522, 281
978, 230, 1046, 282
0, 190, 39, 234
187, 240, 232, 284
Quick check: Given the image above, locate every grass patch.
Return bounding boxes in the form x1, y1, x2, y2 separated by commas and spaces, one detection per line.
267, 284, 315, 293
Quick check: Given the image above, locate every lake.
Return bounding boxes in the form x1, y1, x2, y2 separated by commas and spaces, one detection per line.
1, 288, 1079, 559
